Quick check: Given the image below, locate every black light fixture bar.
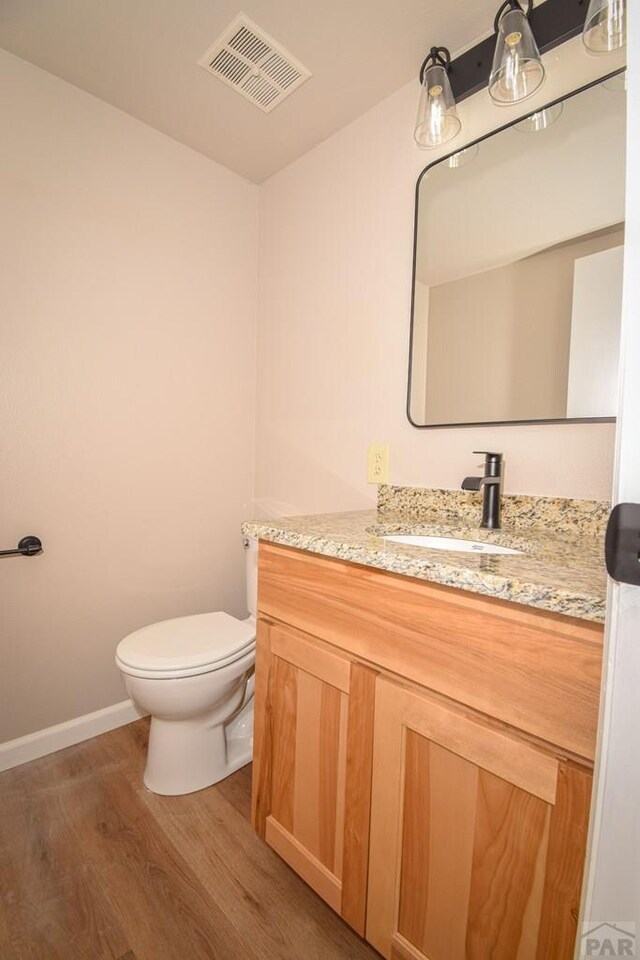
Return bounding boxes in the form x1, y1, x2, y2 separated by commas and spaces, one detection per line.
446, 0, 588, 103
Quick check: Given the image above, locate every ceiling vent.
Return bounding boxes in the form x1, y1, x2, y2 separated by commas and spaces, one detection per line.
198, 13, 312, 113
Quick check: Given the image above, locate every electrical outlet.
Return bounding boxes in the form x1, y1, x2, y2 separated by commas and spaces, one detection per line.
367, 444, 389, 485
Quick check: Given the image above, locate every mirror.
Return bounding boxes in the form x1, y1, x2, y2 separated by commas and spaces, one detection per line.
408, 72, 627, 428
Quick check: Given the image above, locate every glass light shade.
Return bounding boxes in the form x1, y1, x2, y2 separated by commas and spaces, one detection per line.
489, 6, 545, 104
583, 0, 626, 52
514, 101, 563, 132
414, 63, 461, 149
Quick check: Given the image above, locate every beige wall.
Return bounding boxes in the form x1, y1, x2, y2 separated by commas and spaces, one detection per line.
256, 37, 624, 516
0, 51, 258, 741
423, 229, 624, 424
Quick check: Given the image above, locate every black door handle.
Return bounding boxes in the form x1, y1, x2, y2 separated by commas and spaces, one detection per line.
0, 536, 43, 558
605, 504, 640, 586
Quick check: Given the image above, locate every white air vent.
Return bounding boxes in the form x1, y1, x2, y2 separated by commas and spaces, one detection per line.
198, 13, 311, 113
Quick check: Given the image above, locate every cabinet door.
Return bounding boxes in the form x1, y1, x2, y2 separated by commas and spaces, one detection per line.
252, 619, 376, 934
367, 678, 592, 960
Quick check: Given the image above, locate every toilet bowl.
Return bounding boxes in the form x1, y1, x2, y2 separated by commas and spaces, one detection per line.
115, 537, 258, 796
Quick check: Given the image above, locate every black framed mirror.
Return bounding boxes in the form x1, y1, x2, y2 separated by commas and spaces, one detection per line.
407, 70, 626, 429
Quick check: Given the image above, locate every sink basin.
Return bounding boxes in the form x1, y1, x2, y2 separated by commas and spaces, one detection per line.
383, 534, 522, 555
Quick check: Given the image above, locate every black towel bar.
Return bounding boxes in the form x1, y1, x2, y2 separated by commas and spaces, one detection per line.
0, 536, 43, 558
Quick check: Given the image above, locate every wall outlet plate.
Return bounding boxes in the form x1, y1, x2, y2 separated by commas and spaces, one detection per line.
367, 444, 389, 485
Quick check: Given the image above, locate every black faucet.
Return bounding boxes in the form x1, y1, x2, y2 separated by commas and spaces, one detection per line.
461, 451, 503, 530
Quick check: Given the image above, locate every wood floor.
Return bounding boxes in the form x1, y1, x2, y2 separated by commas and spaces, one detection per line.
0, 719, 380, 960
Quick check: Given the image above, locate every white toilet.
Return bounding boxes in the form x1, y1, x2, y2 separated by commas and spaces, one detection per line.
115, 537, 258, 796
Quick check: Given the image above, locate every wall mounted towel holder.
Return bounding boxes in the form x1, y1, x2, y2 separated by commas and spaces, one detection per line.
0, 536, 43, 558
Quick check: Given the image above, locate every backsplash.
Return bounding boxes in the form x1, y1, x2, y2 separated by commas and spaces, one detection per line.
377, 485, 610, 538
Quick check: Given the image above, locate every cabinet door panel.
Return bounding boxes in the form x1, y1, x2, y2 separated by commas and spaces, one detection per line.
465, 767, 551, 960
367, 678, 590, 960
288, 668, 347, 874
253, 622, 350, 913
398, 736, 479, 959
270, 654, 297, 832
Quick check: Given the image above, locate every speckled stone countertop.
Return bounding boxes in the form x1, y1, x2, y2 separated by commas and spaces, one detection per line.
242, 487, 609, 624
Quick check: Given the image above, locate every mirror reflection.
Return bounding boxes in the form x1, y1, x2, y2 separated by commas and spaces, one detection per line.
408, 74, 626, 428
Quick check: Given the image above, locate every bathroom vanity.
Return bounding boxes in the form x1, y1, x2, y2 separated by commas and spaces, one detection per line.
244, 489, 607, 960
243, 60, 624, 960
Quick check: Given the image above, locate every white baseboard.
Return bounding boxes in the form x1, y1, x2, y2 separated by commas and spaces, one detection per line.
0, 699, 147, 772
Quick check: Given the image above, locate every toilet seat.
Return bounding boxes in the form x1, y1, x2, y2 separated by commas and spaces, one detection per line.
115, 611, 256, 680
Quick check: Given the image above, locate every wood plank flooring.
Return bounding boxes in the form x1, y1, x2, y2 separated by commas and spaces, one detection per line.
0, 719, 380, 960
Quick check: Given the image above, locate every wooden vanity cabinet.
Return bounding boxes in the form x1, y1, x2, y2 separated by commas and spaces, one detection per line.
252, 542, 603, 959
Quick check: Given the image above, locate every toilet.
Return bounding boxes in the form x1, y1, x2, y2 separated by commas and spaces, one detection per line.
115, 537, 258, 796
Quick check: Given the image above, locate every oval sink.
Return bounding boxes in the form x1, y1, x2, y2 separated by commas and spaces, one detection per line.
383, 534, 522, 555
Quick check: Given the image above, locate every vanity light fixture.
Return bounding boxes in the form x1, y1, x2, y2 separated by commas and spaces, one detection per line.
583, 0, 626, 52
412, 0, 622, 149
414, 47, 461, 149
489, 0, 545, 104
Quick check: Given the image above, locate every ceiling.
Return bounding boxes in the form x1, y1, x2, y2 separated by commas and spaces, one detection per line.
0, 0, 498, 183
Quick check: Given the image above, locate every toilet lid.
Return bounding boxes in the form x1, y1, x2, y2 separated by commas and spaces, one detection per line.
116, 611, 255, 677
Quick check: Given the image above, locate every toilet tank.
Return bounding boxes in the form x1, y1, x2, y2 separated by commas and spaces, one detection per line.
243, 536, 258, 619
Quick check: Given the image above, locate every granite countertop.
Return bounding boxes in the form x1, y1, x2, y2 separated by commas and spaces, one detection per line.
241, 486, 609, 624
